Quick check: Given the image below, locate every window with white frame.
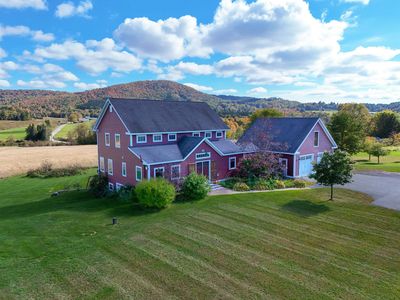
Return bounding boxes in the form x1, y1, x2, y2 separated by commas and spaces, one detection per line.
153, 134, 162, 143
216, 131, 223, 138
205, 131, 212, 139
136, 135, 147, 143
196, 152, 211, 160
136, 166, 142, 181
192, 132, 201, 137
107, 159, 113, 175
116, 183, 124, 191
314, 131, 319, 147
105, 133, 110, 146
108, 182, 114, 191
115, 133, 121, 148
317, 152, 324, 163
122, 162, 127, 177
229, 157, 236, 170
99, 157, 105, 172
168, 133, 177, 141
154, 167, 165, 178
171, 165, 180, 180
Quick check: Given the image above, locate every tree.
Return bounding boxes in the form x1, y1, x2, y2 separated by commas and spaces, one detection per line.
68, 112, 82, 123
328, 103, 371, 155
310, 150, 353, 200
363, 137, 376, 161
369, 143, 389, 164
249, 108, 283, 124
75, 123, 96, 144
372, 110, 400, 138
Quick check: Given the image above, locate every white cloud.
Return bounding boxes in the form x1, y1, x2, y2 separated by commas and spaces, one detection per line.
342, 0, 370, 5
34, 38, 141, 75
213, 88, 238, 94
74, 80, 108, 90
114, 15, 211, 61
247, 87, 267, 95
183, 82, 214, 92
158, 61, 214, 80
0, 0, 46, 9
0, 25, 54, 42
0, 47, 6, 58
55, 0, 93, 18
17, 79, 66, 89
0, 79, 10, 87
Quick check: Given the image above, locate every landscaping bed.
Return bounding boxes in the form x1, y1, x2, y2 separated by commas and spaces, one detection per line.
220, 177, 313, 191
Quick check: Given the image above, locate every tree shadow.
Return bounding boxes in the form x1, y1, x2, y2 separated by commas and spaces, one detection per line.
280, 200, 330, 217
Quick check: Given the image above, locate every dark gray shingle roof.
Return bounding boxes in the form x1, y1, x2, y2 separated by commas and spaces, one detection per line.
109, 98, 228, 133
178, 136, 203, 157
238, 117, 319, 153
210, 139, 244, 155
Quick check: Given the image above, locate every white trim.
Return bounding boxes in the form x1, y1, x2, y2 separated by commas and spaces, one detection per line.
136, 134, 147, 144
205, 131, 212, 139
195, 159, 211, 181
196, 152, 211, 160
121, 162, 127, 177
99, 156, 105, 172
279, 158, 288, 177
153, 167, 165, 178
107, 158, 113, 175
317, 152, 324, 163
293, 154, 297, 177
116, 183, 124, 191
168, 133, 177, 141
171, 164, 181, 180
93, 99, 130, 133
108, 182, 114, 191
295, 119, 337, 153
313, 131, 319, 147
128, 148, 149, 165
136, 166, 142, 181
229, 157, 237, 170
216, 131, 223, 138
146, 165, 150, 180
192, 132, 201, 137
126, 129, 228, 135
153, 134, 163, 143
105, 132, 110, 146
115, 133, 121, 148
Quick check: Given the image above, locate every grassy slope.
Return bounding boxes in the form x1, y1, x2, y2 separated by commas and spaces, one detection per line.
353, 150, 400, 173
0, 127, 26, 141
1, 172, 400, 299
55, 120, 95, 140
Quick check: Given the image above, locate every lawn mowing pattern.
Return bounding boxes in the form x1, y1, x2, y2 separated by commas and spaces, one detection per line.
0, 174, 400, 299
353, 151, 400, 173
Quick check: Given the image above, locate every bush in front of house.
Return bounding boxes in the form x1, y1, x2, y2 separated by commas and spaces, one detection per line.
180, 172, 211, 201
275, 180, 286, 189
118, 185, 135, 202
293, 179, 307, 188
233, 182, 250, 191
253, 178, 275, 190
135, 178, 176, 209
236, 152, 283, 181
88, 173, 109, 198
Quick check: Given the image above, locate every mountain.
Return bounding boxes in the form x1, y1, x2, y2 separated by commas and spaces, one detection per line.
0, 80, 399, 120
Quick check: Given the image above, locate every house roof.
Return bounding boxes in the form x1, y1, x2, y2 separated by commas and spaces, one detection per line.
211, 139, 245, 155
238, 117, 323, 154
102, 98, 228, 133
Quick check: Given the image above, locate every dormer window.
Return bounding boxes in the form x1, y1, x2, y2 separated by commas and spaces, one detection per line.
205, 131, 212, 139
153, 134, 162, 143
216, 131, 223, 138
193, 132, 201, 137
168, 133, 177, 141
136, 135, 147, 144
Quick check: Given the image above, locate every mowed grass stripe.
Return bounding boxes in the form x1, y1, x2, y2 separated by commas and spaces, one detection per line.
158, 222, 362, 299
187, 211, 398, 293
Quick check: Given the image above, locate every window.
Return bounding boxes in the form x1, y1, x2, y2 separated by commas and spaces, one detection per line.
116, 183, 124, 191
216, 131, 223, 138
122, 162, 127, 177
317, 152, 324, 163
99, 156, 105, 172
136, 135, 147, 144
108, 182, 114, 191
314, 131, 319, 147
168, 133, 177, 141
171, 165, 180, 180
107, 159, 113, 175
229, 157, 236, 170
109, 105, 113, 112
154, 167, 165, 178
105, 133, 110, 146
136, 166, 142, 181
205, 131, 212, 139
196, 152, 211, 160
115, 134, 120, 148
192, 132, 201, 137
153, 134, 163, 143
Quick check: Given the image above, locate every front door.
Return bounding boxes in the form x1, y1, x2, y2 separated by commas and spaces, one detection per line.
196, 161, 210, 180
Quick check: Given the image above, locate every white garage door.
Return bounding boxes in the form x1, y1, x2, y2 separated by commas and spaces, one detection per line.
299, 154, 314, 177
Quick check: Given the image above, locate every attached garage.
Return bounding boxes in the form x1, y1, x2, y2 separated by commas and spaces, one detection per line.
299, 154, 314, 177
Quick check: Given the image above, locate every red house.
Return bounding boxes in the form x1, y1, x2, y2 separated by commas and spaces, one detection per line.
238, 117, 337, 178
93, 98, 248, 190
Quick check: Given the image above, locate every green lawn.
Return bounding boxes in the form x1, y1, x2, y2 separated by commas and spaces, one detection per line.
353, 150, 400, 173
55, 120, 95, 140
0, 126, 27, 141
1, 171, 400, 298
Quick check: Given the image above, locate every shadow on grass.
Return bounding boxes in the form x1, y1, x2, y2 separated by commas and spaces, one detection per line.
0, 190, 158, 220
280, 200, 330, 217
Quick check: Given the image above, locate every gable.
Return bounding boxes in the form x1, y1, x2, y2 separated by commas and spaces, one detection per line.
296, 121, 337, 153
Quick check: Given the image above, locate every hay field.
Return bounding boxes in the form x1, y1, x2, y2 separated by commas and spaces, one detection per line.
0, 145, 97, 178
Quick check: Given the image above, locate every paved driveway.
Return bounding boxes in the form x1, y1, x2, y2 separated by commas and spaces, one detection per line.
344, 172, 400, 210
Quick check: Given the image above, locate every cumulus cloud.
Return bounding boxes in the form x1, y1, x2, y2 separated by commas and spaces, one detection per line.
55, 0, 93, 18
0, 0, 46, 9
0, 79, 10, 87
0, 47, 6, 58
247, 87, 268, 95
342, 0, 370, 5
0, 25, 54, 42
33, 38, 141, 75
74, 80, 108, 90
17, 79, 66, 89
183, 82, 214, 92
213, 88, 238, 94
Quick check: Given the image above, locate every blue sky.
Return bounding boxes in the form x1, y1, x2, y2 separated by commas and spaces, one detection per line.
0, 0, 399, 103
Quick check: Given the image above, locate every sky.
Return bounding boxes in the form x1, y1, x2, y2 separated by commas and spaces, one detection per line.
0, 0, 400, 103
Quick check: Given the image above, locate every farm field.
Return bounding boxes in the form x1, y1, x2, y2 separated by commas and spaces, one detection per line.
353, 150, 400, 173
0, 126, 26, 141
0, 119, 65, 141
0, 145, 97, 178
1, 172, 400, 299
54, 120, 95, 141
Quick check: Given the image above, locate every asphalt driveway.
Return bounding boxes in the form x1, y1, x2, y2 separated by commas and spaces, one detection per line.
343, 172, 400, 210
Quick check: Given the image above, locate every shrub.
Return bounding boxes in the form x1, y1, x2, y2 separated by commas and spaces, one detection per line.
236, 152, 283, 180
220, 177, 242, 189
253, 178, 276, 190
117, 185, 135, 202
275, 180, 286, 189
181, 172, 210, 201
233, 182, 250, 191
27, 161, 84, 178
293, 179, 306, 188
88, 174, 109, 198
135, 178, 176, 209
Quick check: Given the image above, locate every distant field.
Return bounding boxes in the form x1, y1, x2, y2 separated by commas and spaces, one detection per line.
353, 150, 400, 173
0, 145, 97, 178
0, 127, 26, 141
55, 120, 95, 140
